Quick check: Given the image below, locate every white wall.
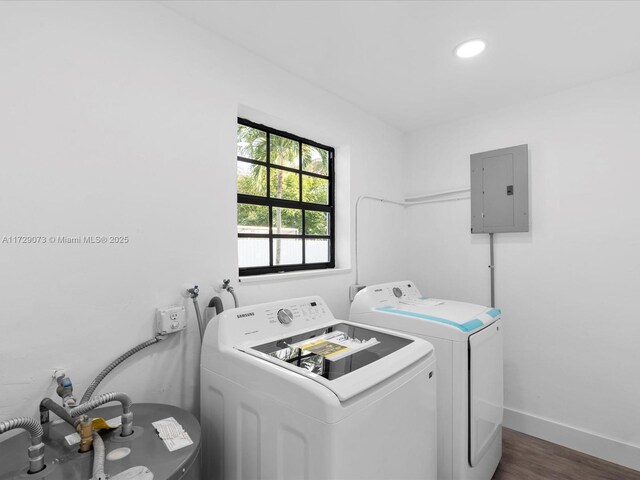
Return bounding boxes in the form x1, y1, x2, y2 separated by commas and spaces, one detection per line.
5, 1, 637, 472
0, 1, 407, 423
404, 70, 640, 469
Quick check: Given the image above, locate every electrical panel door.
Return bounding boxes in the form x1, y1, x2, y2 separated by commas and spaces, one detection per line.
470, 144, 529, 233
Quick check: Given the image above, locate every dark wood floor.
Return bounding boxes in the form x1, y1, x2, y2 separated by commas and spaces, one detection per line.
493, 428, 640, 480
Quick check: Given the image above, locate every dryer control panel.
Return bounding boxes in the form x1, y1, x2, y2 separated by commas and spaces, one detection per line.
353, 281, 422, 307
217, 296, 335, 347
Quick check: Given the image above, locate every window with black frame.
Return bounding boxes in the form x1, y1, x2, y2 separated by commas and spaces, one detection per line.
236, 118, 335, 275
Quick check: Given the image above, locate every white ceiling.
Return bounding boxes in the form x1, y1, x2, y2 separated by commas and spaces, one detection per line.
161, 1, 640, 132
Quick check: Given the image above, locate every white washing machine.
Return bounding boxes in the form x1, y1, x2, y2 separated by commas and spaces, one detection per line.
350, 281, 503, 480
201, 296, 438, 480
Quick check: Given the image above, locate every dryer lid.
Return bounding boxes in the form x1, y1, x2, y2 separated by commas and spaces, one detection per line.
238, 321, 433, 401
352, 296, 501, 341
350, 282, 501, 340
373, 299, 500, 337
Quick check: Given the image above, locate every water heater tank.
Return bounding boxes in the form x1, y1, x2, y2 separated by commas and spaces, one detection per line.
0, 403, 200, 480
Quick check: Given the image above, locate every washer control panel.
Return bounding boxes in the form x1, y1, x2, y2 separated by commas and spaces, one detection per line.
220, 296, 335, 344
277, 308, 294, 325
265, 300, 330, 327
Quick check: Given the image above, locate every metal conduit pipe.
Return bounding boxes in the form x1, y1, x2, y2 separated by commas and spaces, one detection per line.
70, 392, 134, 437
489, 232, 495, 308
0, 417, 46, 473
80, 337, 161, 404
40, 397, 75, 426
91, 431, 106, 480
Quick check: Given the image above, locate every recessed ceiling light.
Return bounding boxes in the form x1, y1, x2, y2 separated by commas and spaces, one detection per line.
455, 39, 486, 59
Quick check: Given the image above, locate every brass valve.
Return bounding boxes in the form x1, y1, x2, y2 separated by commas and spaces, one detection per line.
77, 416, 94, 452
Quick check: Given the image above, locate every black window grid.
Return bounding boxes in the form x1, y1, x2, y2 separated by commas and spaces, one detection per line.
237, 118, 335, 276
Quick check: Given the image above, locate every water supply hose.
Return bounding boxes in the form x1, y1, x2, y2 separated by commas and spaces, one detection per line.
193, 297, 204, 340
91, 431, 106, 480
0, 417, 46, 473
222, 279, 239, 308
187, 285, 205, 340
228, 287, 239, 308
81, 337, 161, 404
70, 392, 133, 437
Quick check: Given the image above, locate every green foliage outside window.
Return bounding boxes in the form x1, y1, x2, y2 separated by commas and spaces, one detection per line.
237, 125, 330, 235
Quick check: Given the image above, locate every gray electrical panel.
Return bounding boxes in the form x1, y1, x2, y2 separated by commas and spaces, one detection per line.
470, 144, 529, 234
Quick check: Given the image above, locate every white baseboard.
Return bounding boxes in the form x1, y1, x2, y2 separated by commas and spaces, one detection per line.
503, 407, 640, 472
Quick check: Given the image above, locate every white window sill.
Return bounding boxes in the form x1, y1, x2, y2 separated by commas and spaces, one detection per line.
239, 267, 351, 285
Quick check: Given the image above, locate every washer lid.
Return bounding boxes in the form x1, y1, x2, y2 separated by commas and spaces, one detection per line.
238, 321, 433, 401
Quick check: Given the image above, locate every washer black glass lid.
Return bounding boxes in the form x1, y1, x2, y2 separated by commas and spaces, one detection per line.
251, 323, 412, 382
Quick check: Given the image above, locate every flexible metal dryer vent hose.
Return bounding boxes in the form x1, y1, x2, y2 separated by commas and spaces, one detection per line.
70, 392, 134, 437
81, 337, 161, 404
0, 417, 45, 473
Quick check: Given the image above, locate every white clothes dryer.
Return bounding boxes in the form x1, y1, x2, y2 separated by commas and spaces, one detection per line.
350, 282, 503, 480
201, 296, 438, 480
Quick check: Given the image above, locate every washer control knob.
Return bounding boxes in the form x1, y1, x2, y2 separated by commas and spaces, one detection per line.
277, 308, 294, 325
393, 287, 403, 298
